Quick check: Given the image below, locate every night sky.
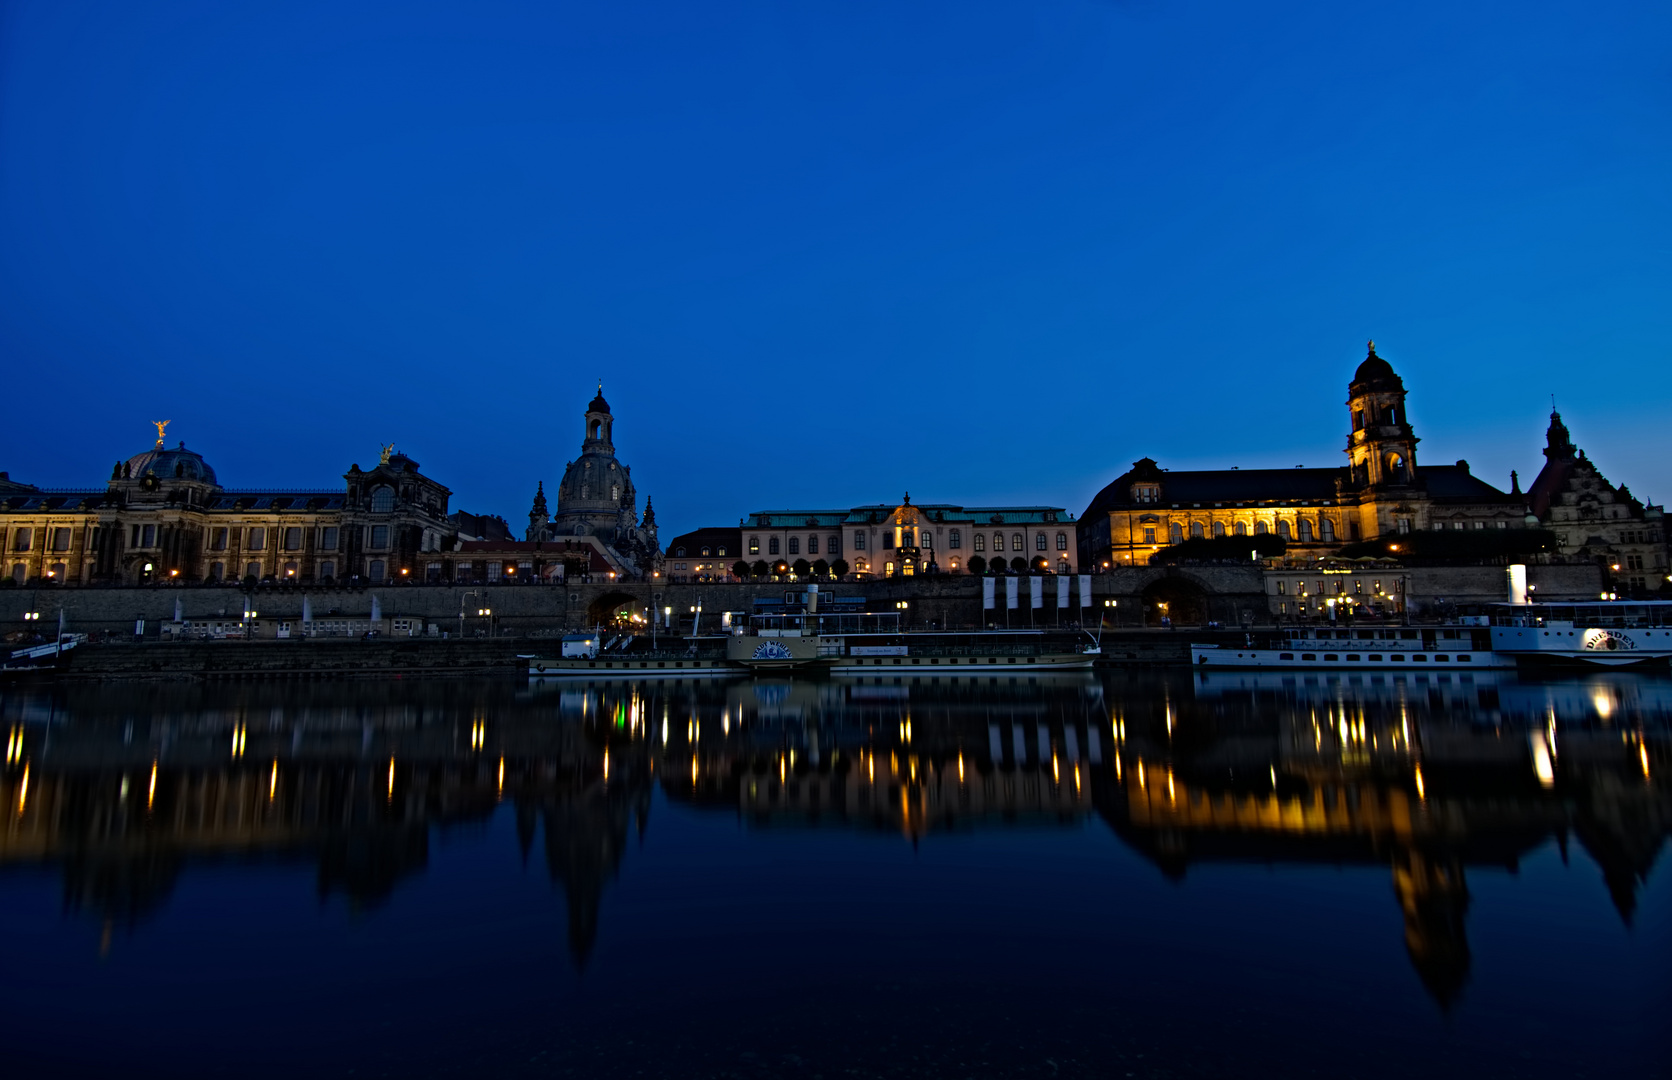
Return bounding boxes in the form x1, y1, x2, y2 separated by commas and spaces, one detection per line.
2, 1, 1667, 535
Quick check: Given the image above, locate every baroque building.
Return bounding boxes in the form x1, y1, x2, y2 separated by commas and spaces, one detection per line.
525, 387, 659, 578
1080, 344, 1530, 567
1528, 409, 1666, 595
2, 424, 459, 585
739, 495, 1080, 577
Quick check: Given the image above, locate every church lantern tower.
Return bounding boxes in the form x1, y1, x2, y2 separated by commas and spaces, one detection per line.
1345, 341, 1419, 489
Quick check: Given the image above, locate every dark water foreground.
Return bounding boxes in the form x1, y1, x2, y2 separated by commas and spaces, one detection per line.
1, 669, 1666, 1079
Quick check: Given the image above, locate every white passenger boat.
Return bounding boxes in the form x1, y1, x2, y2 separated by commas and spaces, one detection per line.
1191, 624, 1507, 670
1490, 599, 1672, 669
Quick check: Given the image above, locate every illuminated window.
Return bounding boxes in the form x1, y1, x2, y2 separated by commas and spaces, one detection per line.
749, 536, 760, 554
973, 533, 985, 552
949, 530, 962, 549
1143, 527, 1155, 544
1169, 523, 1183, 544
1012, 533, 1024, 551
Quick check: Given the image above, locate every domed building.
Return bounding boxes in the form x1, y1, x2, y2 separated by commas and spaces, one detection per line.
525, 386, 659, 577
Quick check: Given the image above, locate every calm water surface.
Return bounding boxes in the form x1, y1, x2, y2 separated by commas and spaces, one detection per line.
1, 668, 1667, 1078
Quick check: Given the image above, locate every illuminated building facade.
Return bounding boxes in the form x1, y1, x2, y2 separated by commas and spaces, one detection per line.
1079, 344, 1530, 567
664, 527, 743, 582
1, 426, 458, 586
742, 495, 1080, 577
1527, 409, 1667, 595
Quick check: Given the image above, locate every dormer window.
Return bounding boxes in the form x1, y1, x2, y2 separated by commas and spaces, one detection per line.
1132, 484, 1160, 503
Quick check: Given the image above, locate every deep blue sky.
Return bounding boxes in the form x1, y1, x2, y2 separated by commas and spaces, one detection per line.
3, 1, 1668, 536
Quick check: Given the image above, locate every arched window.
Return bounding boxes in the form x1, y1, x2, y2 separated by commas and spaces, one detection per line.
611, 484, 619, 501
1169, 523, 1184, 543
245, 561, 261, 579
1190, 522, 1204, 539
921, 532, 933, 548
370, 486, 394, 513
788, 537, 800, 555
589, 420, 601, 440
368, 559, 386, 581
991, 533, 1003, 551
1211, 521, 1225, 538
949, 530, 961, 549
749, 536, 760, 554
1277, 520, 1292, 539
1057, 558, 1070, 574
1320, 518, 1335, 541
827, 535, 840, 553
769, 537, 780, 555
1012, 533, 1024, 551
1035, 533, 1048, 551
1234, 522, 1247, 536
1298, 519, 1313, 541
973, 534, 986, 552
807, 535, 819, 554
675, 547, 686, 557
1056, 532, 1068, 550
1254, 521, 1268, 535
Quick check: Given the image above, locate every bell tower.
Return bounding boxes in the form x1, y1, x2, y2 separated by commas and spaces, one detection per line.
1345, 341, 1419, 489
583, 382, 614, 453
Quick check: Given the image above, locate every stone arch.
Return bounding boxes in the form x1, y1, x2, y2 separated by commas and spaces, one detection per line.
586, 591, 639, 628
1140, 574, 1209, 627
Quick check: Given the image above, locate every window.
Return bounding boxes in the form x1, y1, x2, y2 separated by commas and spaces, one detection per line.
675, 547, 686, 557
611, 484, 619, 501
139, 524, 156, 548
1277, 520, 1292, 539
246, 527, 264, 551
1132, 484, 1159, 503
370, 486, 394, 513
921, 532, 933, 549
788, 537, 800, 555
1297, 519, 1312, 541
1143, 527, 1156, 544
212, 527, 228, 551
1277, 581, 1287, 594
1320, 519, 1335, 541
245, 561, 261, 579
1234, 522, 1247, 536
882, 533, 893, 550
827, 535, 839, 554
369, 559, 386, 581
973, 533, 986, 552
1012, 533, 1024, 551
283, 527, 302, 551
1211, 522, 1225, 538
749, 536, 760, 555
719, 546, 728, 557
1397, 518, 1412, 534
1189, 522, 1203, 539
210, 561, 225, 581
1056, 532, 1068, 550
1169, 523, 1183, 544
769, 537, 780, 555
1057, 558, 1069, 574
1254, 521, 1268, 535
949, 530, 962, 549
853, 532, 865, 551
1036, 533, 1048, 551
319, 560, 334, 580
370, 525, 389, 549
50, 528, 71, 552
807, 535, 818, 555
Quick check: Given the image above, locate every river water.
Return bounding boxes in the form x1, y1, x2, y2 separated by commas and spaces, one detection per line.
1, 668, 1667, 1078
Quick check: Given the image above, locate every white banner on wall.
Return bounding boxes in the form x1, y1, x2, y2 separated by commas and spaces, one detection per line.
1005, 577, 1018, 609
983, 577, 996, 609
1078, 575, 1092, 608
1057, 575, 1070, 608
1030, 576, 1043, 609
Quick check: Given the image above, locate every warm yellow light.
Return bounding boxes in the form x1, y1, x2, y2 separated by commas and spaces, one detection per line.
958, 753, 965, 783
269, 760, 278, 800
692, 755, 699, 785
148, 761, 157, 809
603, 748, 610, 782
497, 756, 505, 798
387, 757, 396, 799
1641, 742, 1651, 780
1052, 753, 1059, 783
1593, 691, 1614, 720
17, 763, 27, 816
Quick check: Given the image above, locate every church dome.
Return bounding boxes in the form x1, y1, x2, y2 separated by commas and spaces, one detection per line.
588, 388, 611, 414
123, 442, 218, 486
1350, 342, 1403, 392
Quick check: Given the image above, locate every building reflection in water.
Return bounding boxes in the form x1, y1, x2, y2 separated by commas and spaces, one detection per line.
1, 667, 1666, 1005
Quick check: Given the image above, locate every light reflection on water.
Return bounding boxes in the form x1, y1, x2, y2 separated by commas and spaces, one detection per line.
0, 669, 1666, 1077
